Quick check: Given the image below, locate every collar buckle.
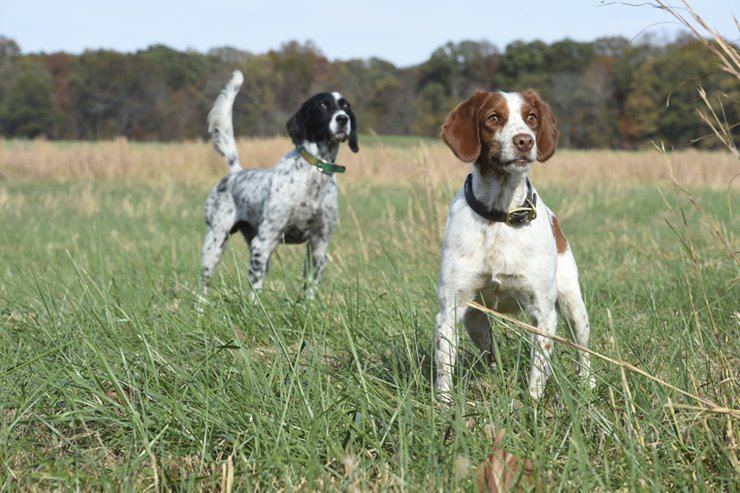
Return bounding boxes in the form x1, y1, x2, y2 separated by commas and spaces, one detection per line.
504, 198, 537, 226
464, 173, 538, 226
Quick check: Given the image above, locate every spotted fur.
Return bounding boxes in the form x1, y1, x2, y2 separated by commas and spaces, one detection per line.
200, 71, 359, 300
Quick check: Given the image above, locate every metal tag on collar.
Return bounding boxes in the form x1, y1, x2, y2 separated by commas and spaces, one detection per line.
505, 198, 537, 226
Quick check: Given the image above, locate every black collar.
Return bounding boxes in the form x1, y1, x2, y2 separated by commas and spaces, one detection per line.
464, 174, 538, 226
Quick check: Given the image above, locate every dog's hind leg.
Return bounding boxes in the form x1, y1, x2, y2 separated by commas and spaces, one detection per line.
463, 307, 495, 365
556, 249, 595, 390
201, 228, 230, 298
201, 192, 236, 298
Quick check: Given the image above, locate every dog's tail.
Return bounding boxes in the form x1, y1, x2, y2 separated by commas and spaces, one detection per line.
208, 70, 244, 173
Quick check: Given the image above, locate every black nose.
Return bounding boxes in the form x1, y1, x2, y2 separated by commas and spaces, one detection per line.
513, 133, 534, 152
336, 114, 348, 126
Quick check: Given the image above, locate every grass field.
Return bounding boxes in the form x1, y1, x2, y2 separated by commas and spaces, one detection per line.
0, 138, 738, 490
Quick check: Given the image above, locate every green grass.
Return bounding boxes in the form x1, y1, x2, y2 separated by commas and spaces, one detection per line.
1, 178, 737, 491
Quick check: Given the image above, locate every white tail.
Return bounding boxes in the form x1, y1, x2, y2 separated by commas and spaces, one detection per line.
207, 70, 244, 173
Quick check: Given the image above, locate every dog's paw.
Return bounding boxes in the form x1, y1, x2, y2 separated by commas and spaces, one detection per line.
528, 377, 546, 401
584, 373, 596, 390
435, 391, 454, 406
194, 293, 209, 315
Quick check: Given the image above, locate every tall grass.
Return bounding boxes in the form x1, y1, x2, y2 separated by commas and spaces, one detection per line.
1, 136, 737, 188
1, 3, 738, 485
0, 135, 737, 490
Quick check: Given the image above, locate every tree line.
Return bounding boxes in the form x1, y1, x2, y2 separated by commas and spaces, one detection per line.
0, 34, 736, 149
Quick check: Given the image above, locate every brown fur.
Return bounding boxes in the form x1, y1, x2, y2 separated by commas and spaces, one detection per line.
550, 215, 569, 254
440, 89, 558, 176
521, 90, 558, 162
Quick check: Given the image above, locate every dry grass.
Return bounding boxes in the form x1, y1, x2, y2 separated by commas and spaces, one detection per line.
1, 137, 738, 189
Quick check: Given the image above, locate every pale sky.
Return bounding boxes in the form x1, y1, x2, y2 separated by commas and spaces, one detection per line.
1, 1, 737, 67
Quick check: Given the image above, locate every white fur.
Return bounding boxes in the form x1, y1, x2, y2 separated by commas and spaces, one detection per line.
330, 92, 351, 139
207, 70, 244, 173
497, 92, 536, 170
434, 91, 595, 401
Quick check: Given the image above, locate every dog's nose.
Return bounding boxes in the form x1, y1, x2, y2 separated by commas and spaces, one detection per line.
336, 114, 348, 127
513, 133, 534, 152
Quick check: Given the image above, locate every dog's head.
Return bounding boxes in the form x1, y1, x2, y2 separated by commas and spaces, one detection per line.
287, 92, 359, 153
440, 90, 557, 175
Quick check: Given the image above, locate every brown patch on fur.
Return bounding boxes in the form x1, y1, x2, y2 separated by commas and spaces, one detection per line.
543, 343, 553, 352
440, 91, 510, 178
442, 89, 559, 179
478, 94, 510, 178
550, 215, 569, 254
520, 90, 558, 162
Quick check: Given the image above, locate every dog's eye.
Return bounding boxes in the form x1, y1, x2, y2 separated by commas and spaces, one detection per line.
488, 114, 500, 124
527, 113, 538, 126
340, 100, 350, 110
319, 102, 329, 111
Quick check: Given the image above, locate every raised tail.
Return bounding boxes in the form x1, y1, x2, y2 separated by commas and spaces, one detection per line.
207, 70, 244, 173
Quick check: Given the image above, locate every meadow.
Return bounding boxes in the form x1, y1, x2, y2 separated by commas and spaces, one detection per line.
0, 137, 738, 491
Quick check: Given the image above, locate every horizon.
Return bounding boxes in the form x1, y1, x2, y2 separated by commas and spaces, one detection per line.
0, 30, 711, 68
1, 0, 737, 68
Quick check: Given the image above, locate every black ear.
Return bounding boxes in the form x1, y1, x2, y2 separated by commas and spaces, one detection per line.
286, 107, 306, 146
348, 110, 359, 153
348, 128, 359, 153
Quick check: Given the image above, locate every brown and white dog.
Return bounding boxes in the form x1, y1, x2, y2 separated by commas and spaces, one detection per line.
434, 89, 595, 401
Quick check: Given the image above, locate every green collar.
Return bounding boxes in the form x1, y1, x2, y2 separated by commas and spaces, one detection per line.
298, 146, 346, 174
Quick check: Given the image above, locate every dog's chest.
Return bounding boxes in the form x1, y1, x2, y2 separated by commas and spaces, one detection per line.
278, 170, 337, 235
445, 202, 554, 300
479, 223, 533, 283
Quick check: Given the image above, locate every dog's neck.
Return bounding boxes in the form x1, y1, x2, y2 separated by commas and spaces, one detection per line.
470, 162, 529, 212
300, 140, 340, 164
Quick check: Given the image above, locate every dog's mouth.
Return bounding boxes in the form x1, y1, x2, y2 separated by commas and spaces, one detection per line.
334, 131, 348, 141
509, 158, 533, 167
496, 157, 533, 168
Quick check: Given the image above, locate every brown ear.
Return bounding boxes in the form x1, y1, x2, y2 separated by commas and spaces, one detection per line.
440, 92, 485, 163
522, 89, 558, 162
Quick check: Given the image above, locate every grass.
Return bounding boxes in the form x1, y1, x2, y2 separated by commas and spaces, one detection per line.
0, 139, 738, 490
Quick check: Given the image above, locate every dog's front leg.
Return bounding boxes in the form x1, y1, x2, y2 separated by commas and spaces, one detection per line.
526, 300, 558, 400
434, 286, 478, 402
304, 232, 331, 300
247, 231, 280, 301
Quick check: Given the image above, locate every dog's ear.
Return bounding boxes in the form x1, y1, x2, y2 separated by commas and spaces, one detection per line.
440, 92, 485, 163
348, 109, 359, 153
287, 106, 306, 146
349, 130, 359, 153
522, 89, 558, 162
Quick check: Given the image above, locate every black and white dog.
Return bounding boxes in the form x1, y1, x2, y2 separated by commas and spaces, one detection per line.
200, 70, 359, 300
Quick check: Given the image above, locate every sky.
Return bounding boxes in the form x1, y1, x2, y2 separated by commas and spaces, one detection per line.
1, 0, 737, 67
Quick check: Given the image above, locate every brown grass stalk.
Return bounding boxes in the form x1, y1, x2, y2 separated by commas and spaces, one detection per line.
654, 0, 740, 79
466, 300, 740, 417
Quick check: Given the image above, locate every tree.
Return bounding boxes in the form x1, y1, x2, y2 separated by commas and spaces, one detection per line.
0, 34, 732, 148
496, 40, 550, 89
0, 36, 22, 135
269, 41, 327, 116
66, 50, 170, 139
1, 65, 57, 138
